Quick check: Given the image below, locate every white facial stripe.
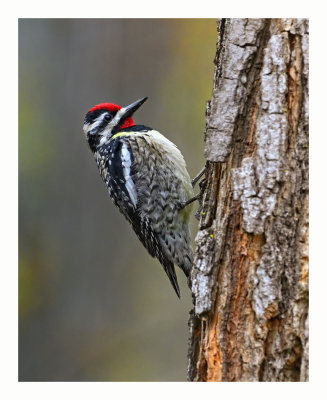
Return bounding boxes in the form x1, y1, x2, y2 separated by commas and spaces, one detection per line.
88, 112, 108, 132
83, 113, 109, 138
121, 142, 137, 207
98, 107, 127, 145
104, 108, 126, 132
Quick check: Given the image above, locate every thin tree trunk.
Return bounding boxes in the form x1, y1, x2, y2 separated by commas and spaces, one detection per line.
188, 18, 309, 382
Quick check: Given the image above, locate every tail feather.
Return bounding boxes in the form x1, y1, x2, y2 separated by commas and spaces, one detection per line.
161, 259, 180, 298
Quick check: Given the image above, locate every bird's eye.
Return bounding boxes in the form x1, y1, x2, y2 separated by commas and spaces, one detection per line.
104, 114, 112, 122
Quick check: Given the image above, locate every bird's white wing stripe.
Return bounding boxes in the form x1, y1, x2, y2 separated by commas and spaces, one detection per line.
121, 143, 137, 207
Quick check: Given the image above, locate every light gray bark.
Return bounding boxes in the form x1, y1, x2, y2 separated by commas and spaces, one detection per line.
188, 18, 309, 382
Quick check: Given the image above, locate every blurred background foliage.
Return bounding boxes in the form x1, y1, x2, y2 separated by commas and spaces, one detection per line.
19, 18, 217, 381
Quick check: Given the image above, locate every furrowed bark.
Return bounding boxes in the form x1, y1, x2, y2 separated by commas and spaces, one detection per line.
188, 18, 309, 382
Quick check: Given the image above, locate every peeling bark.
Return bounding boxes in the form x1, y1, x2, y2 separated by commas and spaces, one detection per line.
188, 18, 308, 382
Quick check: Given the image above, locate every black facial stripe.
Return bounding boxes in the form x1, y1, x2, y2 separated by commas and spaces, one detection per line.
85, 109, 117, 124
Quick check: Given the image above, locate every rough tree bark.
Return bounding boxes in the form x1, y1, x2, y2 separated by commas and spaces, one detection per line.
188, 18, 308, 382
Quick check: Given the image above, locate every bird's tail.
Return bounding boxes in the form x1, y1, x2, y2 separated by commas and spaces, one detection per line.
160, 259, 181, 298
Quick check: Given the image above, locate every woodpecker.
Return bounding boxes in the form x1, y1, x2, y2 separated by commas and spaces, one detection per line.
83, 97, 194, 298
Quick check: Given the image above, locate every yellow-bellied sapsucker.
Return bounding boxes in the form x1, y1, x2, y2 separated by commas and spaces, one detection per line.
83, 97, 194, 297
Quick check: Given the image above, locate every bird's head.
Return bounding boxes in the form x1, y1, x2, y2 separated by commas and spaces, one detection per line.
83, 97, 148, 152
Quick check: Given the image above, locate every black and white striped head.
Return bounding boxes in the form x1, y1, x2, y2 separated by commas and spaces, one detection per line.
83, 97, 148, 152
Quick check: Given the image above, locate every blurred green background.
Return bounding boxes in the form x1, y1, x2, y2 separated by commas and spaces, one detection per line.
19, 18, 216, 381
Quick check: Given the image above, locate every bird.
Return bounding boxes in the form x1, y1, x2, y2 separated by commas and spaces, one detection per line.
83, 97, 194, 298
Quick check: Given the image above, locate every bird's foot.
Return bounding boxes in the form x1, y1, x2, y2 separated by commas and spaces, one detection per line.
192, 163, 209, 220
191, 165, 207, 187
178, 163, 208, 219
177, 194, 202, 211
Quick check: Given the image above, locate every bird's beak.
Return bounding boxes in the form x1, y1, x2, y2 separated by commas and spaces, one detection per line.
122, 97, 148, 119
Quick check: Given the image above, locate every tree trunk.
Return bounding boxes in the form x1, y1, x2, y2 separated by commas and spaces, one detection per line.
188, 18, 309, 382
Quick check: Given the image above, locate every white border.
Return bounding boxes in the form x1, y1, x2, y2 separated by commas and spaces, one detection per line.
1, 1, 326, 398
